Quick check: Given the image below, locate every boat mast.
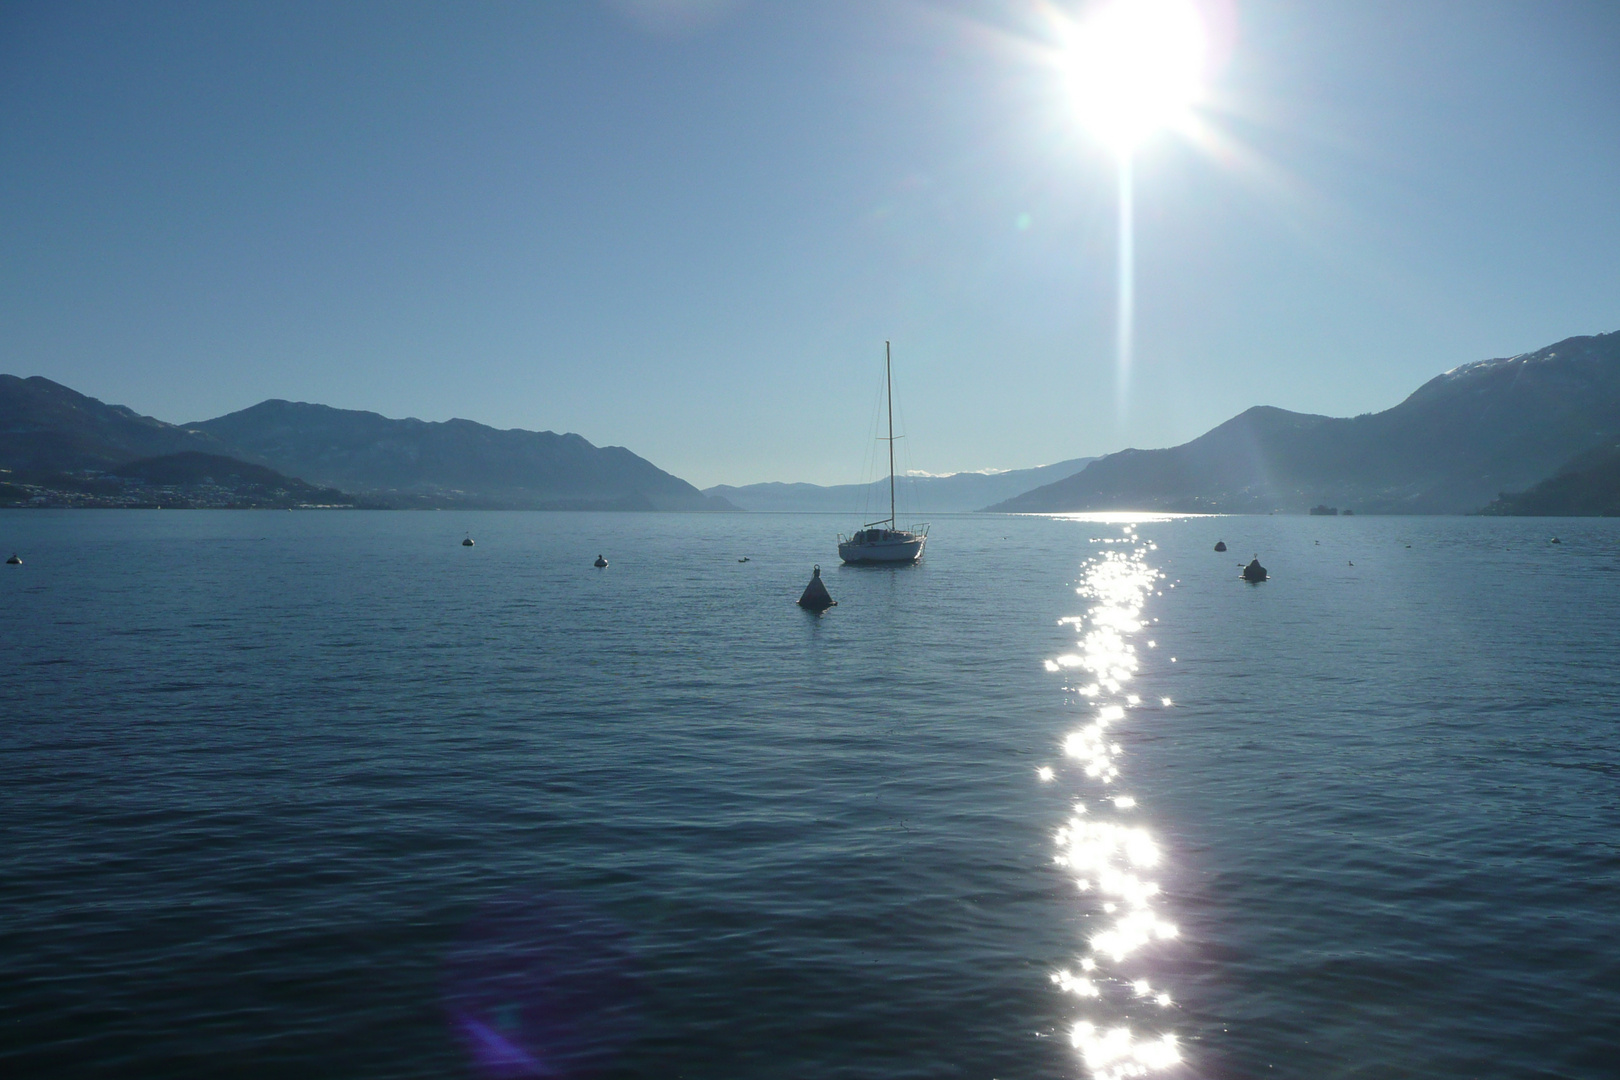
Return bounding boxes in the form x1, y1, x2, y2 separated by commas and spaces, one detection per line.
886, 340, 895, 529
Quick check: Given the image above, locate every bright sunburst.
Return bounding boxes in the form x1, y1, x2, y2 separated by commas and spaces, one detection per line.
1061, 0, 1208, 154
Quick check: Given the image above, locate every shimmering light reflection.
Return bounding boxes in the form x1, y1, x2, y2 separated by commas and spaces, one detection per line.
1072, 1024, 1181, 1075
1043, 529, 1182, 1079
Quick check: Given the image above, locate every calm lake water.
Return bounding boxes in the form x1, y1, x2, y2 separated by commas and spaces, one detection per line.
2, 510, 1618, 1079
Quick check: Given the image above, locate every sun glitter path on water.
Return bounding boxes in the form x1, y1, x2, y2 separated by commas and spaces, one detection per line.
1040, 527, 1182, 1079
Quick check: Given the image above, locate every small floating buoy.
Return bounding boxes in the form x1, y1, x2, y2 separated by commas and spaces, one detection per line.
798, 564, 835, 611
1242, 555, 1267, 583
1214, 541, 1227, 552
1550, 537, 1561, 545
738, 557, 751, 563
594, 554, 608, 568
5, 553, 20, 565
462, 535, 475, 547
1348, 560, 1354, 566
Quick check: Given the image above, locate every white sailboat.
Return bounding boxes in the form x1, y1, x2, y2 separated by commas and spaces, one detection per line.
837, 342, 929, 565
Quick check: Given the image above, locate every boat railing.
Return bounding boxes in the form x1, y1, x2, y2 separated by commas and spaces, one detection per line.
838, 523, 929, 544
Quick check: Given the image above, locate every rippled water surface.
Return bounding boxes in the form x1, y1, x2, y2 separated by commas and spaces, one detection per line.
3, 510, 1618, 1079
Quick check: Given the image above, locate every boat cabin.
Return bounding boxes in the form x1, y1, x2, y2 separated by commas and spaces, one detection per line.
850, 528, 908, 545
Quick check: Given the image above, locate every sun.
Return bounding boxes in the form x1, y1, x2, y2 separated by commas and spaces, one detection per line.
1060, 0, 1208, 154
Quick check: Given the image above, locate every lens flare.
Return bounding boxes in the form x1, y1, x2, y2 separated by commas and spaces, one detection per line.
1054, 0, 1210, 423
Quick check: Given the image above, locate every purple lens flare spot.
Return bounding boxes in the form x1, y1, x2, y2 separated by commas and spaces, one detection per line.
444, 893, 643, 1078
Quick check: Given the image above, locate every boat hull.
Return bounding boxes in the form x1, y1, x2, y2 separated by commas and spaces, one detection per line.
837, 535, 926, 564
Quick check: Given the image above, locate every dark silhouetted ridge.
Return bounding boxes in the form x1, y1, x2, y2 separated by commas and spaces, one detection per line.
1, 376, 733, 510
988, 331, 1620, 515
188, 399, 734, 510
0, 375, 231, 471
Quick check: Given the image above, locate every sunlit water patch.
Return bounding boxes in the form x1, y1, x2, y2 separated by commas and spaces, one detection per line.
1042, 525, 1183, 1079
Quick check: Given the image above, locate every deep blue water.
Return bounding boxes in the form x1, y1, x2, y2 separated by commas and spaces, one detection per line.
2, 510, 1617, 1079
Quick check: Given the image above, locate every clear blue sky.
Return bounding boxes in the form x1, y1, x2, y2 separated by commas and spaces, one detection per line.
3, 0, 1618, 487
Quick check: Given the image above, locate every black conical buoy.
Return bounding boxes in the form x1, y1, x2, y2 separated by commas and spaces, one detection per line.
798, 565, 835, 611
1242, 556, 1267, 583
5, 553, 20, 565
462, 536, 474, 547
594, 554, 608, 568
1214, 541, 1227, 552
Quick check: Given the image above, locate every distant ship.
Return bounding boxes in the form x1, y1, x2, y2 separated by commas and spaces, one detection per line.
1309, 504, 1339, 516
837, 342, 928, 565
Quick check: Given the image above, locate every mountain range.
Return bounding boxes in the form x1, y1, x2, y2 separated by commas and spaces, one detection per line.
0, 375, 731, 510
187, 399, 732, 510
703, 457, 1096, 515
8, 329, 1620, 515
0, 373, 233, 471
991, 332, 1620, 515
